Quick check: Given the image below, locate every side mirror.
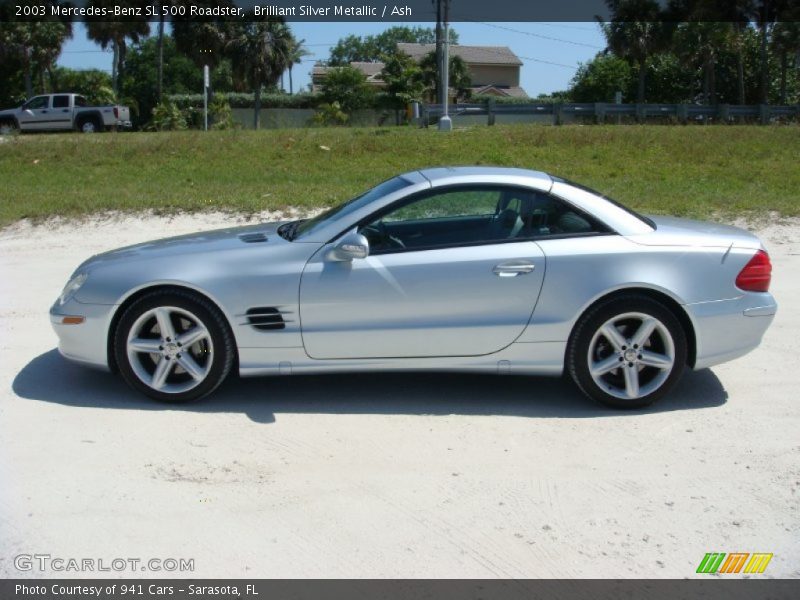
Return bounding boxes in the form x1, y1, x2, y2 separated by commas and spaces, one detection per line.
329, 231, 369, 261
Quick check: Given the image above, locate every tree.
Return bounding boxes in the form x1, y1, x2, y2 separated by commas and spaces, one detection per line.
673, 21, 732, 104
121, 35, 205, 126
599, 0, 670, 102
319, 65, 376, 114
85, 2, 150, 95
417, 52, 472, 102
225, 18, 294, 129
570, 53, 632, 102
328, 26, 458, 65
771, 21, 800, 103
172, 0, 235, 70
49, 67, 115, 105
0, 18, 72, 98
286, 38, 310, 94
380, 51, 425, 108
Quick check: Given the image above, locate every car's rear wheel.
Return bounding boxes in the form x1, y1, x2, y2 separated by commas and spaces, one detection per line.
78, 118, 102, 133
567, 295, 687, 409
114, 290, 234, 402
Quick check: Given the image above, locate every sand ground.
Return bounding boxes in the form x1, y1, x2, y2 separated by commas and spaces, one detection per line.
0, 212, 797, 578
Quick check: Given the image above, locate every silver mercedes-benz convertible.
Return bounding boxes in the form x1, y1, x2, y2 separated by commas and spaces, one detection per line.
50, 167, 776, 408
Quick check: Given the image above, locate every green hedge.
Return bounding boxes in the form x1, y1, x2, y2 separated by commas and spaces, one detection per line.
169, 92, 321, 110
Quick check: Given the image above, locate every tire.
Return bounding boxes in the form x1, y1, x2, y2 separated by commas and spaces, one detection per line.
113, 289, 235, 402
0, 119, 19, 135
567, 294, 687, 409
79, 118, 102, 133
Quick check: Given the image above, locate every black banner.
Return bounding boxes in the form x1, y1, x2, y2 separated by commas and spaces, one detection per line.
3, 0, 800, 23
2, 579, 800, 600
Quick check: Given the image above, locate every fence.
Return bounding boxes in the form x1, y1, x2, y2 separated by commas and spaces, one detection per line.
421, 101, 800, 126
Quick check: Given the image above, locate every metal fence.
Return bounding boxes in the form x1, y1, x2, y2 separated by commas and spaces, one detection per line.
421, 101, 800, 126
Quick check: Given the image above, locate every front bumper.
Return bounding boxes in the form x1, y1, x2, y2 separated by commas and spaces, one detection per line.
50, 298, 116, 370
688, 292, 777, 370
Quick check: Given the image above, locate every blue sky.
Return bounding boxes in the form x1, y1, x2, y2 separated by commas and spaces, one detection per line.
57, 22, 606, 97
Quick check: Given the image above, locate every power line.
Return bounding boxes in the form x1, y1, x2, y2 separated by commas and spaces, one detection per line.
472, 21, 603, 49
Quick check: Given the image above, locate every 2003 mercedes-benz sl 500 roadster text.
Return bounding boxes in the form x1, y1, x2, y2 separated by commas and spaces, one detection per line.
50, 167, 777, 408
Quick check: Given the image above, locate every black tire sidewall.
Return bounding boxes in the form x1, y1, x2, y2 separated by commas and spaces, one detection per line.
568, 295, 687, 409
114, 290, 234, 402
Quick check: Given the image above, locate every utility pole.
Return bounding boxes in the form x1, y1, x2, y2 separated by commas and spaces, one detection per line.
438, 0, 452, 131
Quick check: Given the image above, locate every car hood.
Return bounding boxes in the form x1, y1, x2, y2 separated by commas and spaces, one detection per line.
628, 215, 762, 249
76, 222, 290, 271
0, 107, 19, 118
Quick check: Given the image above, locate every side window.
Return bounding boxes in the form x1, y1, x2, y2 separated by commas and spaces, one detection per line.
24, 96, 49, 110
52, 95, 70, 108
527, 192, 607, 236
75, 96, 88, 107
384, 189, 499, 222
359, 187, 533, 254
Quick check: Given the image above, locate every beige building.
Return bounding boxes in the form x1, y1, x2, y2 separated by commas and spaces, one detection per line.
311, 43, 528, 98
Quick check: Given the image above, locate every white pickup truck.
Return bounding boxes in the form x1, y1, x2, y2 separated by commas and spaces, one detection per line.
0, 93, 132, 134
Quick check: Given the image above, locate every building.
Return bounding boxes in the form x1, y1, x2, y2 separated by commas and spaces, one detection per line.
311, 43, 528, 99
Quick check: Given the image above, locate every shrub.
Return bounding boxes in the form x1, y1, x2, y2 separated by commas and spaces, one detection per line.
310, 102, 349, 126
149, 101, 187, 131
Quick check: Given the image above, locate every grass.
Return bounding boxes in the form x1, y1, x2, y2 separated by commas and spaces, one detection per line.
0, 124, 798, 227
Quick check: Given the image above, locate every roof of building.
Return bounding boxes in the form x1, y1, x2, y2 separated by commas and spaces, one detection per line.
471, 84, 529, 98
396, 43, 523, 66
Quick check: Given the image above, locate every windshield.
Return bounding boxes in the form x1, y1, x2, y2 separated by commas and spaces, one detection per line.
290, 176, 412, 240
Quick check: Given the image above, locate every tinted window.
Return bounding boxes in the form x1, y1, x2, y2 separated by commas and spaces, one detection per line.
75, 96, 88, 107
52, 95, 70, 108
551, 175, 655, 229
524, 191, 607, 236
360, 186, 607, 254
24, 96, 49, 110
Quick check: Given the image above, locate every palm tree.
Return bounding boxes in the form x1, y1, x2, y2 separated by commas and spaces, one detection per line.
771, 21, 800, 103
0, 21, 72, 97
286, 38, 310, 94
599, 0, 669, 103
673, 22, 731, 104
225, 18, 294, 129
417, 52, 472, 103
172, 0, 235, 71
85, 4, 149, 95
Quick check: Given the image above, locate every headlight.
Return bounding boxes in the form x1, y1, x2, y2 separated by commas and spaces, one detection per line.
59, 273, 88, 305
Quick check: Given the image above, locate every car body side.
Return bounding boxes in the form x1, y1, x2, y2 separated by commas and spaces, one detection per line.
50, 168, 777, 378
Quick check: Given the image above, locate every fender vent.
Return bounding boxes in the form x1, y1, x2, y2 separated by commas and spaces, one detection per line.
246, 307, 285, 330
239, 232, 268, 243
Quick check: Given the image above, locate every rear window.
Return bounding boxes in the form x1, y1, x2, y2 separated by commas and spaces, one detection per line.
551, 176, 656, 229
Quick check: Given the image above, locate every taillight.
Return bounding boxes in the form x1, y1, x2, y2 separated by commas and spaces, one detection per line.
113, 106, 119, 119
736, 249, 772, 292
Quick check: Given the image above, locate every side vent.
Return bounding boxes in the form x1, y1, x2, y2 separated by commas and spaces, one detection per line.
246, 307, 285, 330
239, 232, 268, 244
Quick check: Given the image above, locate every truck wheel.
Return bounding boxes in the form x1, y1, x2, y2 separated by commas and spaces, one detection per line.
79, 118, 102, 133
0, 120, 19, 135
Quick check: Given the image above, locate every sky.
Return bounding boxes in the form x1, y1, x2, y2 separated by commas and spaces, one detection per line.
57, 22, 607, 98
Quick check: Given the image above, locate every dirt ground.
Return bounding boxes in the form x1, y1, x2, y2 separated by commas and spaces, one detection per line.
0, 211, 798, 578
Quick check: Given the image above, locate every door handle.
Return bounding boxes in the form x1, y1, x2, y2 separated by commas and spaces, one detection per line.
493, 261, 535, 277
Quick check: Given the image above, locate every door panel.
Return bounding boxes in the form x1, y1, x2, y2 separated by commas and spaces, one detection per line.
299, 242, 546, 359
49, 95, 74, 129
18, 96, 51, 131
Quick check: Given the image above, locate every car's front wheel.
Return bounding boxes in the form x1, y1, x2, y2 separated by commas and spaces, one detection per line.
114, 290, 234, 402
567, 295, 687, 409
